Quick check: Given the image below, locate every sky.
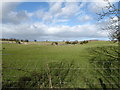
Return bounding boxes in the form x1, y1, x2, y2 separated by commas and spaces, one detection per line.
1, 0, 119, 41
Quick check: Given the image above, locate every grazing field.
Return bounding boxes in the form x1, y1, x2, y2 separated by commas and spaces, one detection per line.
2, 41, 117, 88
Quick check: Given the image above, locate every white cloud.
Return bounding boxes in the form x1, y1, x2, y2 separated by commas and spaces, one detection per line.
34, 2, 62, 23
88, 0, 118, 13
2, 10, 30, 24
1, 2, 109, 40
90, 0, 119, 2
49, 2, 62, 14
0, 2, 89, 25
2, 22, 108, 40
56, 19, 69, 22
42, 12, 53, 23
2, 2, 18, 14
1, 2, 31, 24
78, 15, 93, 22
35, 10, 45, 18
34, 2, 83, 23
88, 2, 109, 13
55, 2, 81, 19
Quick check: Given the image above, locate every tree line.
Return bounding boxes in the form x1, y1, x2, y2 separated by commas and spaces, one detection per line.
1, 38, 29, 42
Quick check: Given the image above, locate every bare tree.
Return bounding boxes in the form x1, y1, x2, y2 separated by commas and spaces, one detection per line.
87, 0, 120, 88
97, 0, 120, 42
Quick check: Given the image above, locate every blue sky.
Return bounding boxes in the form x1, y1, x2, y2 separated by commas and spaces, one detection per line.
16, 2, 49, 12
1, 1, 119, 41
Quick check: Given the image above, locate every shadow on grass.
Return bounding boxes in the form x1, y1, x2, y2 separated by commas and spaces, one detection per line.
2, 61, 81, 88
85, 46, 120, 89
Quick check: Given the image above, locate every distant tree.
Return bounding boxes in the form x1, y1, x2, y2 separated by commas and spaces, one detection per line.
21, 40, 24, 42
16, 40, 21, 44
65, 41, 71, 44
34, 40, 37, 42
51, 42, 58, 45
71, 40, 78, 45
80, 40, 88, 44
25, 40, 29, 42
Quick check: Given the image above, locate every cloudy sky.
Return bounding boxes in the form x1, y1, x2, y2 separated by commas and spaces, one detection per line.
1, 0, 119, 41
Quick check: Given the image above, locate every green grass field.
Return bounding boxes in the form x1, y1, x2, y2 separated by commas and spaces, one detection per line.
2, 41, 117, 88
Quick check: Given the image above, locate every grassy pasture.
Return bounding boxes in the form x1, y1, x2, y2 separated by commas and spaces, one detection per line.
2, 41, 117, 88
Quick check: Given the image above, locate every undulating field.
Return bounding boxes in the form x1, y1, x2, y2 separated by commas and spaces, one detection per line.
2, 41, 117, 88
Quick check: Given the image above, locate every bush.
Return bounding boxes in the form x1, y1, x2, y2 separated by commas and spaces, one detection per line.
51, 42, 58, 45
80, 41, 88, 44
71, 40, 78, 45
65, 41, 71, 44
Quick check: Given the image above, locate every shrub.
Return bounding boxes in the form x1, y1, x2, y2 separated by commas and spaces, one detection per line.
71, 40, 78, 45
65, 41, 71, 44
51, 42, 58, 45
80, 41, 88, 44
